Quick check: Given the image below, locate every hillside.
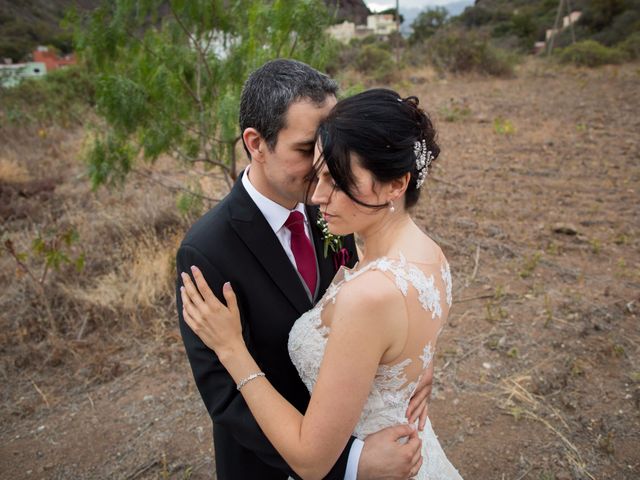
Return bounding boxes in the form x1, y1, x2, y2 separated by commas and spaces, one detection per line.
0, 0, 370, 62
325, 0, 370, 24
456, 0, 640, 50
0, 0, 100, 61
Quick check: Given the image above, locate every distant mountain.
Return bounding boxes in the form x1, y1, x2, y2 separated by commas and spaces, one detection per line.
325, 0, 370, 25
0, 0, 101, 61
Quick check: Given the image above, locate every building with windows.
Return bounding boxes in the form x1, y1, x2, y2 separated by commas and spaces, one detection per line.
366, 14, 397, 36
32, 46, 76, 71
0, 46, 76, 88
326, 13, 398, 43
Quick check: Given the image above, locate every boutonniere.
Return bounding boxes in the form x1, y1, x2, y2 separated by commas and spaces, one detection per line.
316, 211, 348, 267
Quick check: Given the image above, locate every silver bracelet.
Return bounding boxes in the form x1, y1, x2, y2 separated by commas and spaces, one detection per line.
237, 372, 265, 391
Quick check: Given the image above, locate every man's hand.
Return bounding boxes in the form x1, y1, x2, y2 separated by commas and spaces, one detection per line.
406, 366, 433, 430
357, 424, 422, 479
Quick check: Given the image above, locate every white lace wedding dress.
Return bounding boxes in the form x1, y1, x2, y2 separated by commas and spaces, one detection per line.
289, 252, 463, 479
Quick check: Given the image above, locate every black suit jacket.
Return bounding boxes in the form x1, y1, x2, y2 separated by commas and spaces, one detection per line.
176, 175, 358, 480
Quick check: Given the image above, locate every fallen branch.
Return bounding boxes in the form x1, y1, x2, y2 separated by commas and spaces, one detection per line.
131, 169, 220, 203
454, 293, 494, 304
30, 378, 50, 408
126, 460, 160, 480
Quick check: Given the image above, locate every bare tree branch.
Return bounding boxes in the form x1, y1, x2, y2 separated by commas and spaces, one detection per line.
131, 168, 220, 203
167, 2, 214, 80
288, 32, 299, 57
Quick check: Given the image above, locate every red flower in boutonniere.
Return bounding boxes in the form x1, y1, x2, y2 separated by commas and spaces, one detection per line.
333, 247, 351, 270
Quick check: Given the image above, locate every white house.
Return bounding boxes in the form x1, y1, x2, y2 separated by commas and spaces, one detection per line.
366, 14, 397, 36
0, 62, 47, 88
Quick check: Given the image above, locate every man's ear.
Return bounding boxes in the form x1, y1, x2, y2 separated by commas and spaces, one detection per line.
242, 128, 265, 163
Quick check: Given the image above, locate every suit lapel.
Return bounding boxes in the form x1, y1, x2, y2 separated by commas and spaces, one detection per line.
229, 177, 312, 315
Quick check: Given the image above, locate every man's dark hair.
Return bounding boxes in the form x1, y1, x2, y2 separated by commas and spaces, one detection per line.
239, 59, 338, 158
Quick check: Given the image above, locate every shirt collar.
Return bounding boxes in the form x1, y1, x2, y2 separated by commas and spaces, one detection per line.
242, 166, 307, 234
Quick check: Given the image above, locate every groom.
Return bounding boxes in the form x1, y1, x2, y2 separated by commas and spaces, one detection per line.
176, 59, 424, 479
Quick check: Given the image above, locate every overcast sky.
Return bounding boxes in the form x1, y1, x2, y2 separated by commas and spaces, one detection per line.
366, 0, 464, 11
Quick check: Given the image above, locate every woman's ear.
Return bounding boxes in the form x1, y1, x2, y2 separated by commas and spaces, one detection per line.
388, 172, 411, 202
242, 128, 265, 163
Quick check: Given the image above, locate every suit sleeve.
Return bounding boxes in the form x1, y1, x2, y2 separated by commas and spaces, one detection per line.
176, 244, 355, 479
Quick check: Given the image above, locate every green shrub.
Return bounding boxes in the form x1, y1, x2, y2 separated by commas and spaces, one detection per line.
409, 7, 449, 45
354, 44, 396, 83
350, 35, 392, 51
426, 29, 517, 76
557, 40, 626, 67
619, 31, 640, 59
0, 66, 94, 125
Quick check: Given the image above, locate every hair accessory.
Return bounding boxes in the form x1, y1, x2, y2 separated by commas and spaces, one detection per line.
397, 97, 403, 102
237, 371, 266, 391
414, 139, 433, 189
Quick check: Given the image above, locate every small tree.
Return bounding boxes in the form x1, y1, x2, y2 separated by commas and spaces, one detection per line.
378, 8, 404, 25
409, 7, 449, 45
70, 0, 334, 201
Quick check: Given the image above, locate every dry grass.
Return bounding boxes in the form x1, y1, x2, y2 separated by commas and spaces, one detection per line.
496, 374, 596, 479
65, 230, 177, 315
2, 59, 639, 479
0, 122, 189, 348
0, 158, 30, 183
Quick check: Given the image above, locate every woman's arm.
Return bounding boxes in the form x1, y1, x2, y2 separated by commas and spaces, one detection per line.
181, 268, 408, 480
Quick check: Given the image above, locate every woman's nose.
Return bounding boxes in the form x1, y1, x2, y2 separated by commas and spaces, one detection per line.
311, 180, 327, 206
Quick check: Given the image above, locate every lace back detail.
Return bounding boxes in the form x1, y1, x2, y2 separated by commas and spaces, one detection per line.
288, 251, 462, 478
290, 253, 452, 436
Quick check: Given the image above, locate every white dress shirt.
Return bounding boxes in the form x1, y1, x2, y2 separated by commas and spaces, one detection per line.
242, 166, 312, 270
242, 168, 364, 479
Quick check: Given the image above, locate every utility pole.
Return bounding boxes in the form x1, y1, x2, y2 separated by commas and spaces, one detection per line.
547, 0, 564, 56
565, 0, 576, 44
547, 0, 578, 56
395, 0, 401, 64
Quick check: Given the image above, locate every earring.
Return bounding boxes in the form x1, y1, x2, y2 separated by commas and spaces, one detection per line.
389, 200, 395, 213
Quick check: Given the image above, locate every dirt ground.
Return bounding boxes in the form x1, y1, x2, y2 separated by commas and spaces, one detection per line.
1, 59, 639, 479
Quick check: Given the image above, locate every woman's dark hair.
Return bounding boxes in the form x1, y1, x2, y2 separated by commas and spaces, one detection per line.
314, 88, 439, 209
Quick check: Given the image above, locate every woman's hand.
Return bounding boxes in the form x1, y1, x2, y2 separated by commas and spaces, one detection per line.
180, 266, 244, 360
406, 371, 432, 430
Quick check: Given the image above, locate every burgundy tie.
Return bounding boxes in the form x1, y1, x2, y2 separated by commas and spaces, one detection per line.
284, 211, 317, 296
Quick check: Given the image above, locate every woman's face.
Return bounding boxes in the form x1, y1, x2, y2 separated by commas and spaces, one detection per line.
310, 143, 391, 236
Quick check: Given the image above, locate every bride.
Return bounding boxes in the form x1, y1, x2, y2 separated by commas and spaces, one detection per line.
180, 89, 462, 480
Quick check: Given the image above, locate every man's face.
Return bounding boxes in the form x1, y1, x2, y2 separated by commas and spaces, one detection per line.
260, 96, 337, 207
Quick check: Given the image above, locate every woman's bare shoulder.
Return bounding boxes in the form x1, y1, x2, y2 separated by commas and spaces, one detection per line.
402, 230, 447, 265
332, 268, 407, 325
